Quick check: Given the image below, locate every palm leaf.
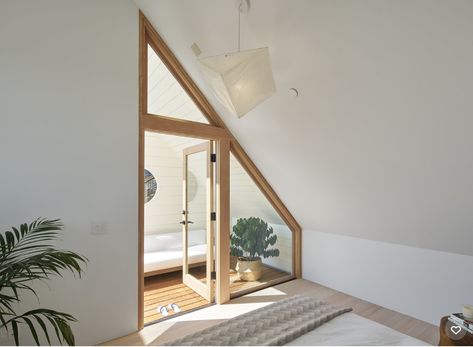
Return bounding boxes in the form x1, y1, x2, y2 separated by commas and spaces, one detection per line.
0, 218, 87, 345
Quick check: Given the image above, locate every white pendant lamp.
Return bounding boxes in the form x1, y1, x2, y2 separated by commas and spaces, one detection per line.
198, 0, 276, 118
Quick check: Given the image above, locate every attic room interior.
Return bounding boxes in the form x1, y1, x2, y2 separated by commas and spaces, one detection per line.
0, 0, 472, 346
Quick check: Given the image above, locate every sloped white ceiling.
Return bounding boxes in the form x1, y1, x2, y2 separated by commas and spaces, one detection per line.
134, 0, 473, 256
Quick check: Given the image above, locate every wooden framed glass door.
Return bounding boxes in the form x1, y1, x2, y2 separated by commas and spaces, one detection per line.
182, 142, 214, 302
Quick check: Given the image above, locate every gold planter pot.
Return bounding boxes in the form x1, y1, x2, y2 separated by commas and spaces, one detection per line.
235, 257, 262, 281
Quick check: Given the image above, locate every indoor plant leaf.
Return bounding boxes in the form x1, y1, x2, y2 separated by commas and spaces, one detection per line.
0, 218, 87, 345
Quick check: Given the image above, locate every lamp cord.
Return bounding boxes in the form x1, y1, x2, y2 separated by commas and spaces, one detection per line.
238, 1, 241, 52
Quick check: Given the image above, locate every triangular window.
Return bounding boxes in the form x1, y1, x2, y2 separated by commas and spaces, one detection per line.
147, 45, 209, 124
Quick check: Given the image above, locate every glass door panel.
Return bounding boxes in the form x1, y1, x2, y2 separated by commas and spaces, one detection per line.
147, 44, 209, 124
229, 153, 293, 296
182, 142, 214, 301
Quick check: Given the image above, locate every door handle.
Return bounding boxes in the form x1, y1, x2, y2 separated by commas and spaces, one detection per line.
180, 221, 194, 225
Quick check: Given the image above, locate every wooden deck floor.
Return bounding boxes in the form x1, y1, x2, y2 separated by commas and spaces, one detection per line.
144, 270, 209, 324
229, 266, 290, 295
144, 265, 289, 324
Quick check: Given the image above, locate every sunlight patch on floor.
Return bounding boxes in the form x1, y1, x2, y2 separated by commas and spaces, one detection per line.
132, 302, 276, 345
171, 302, 271, 322
136, 320, 177, 345
244, 287, 288, 296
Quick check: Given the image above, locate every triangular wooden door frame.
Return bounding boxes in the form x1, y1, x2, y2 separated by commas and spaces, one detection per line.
138, 11, 301, 329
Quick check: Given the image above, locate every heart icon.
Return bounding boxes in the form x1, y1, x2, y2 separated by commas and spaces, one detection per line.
450, 325, 462, 335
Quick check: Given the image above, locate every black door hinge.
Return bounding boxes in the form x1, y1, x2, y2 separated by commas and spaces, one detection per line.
210, 212, 216, 221
210, 153, 217, 163
211, 271, 216, 280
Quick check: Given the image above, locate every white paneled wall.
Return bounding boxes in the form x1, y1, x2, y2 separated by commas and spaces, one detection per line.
230, 154, 283, 225
262, 224, 292, 273
144, 132, 205, 234
144, 132, 181, 234
147, 45, 208, 123
230, 154, 292, 274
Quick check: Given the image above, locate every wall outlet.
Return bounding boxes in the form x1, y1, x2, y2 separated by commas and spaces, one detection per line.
91, 221, 108, 235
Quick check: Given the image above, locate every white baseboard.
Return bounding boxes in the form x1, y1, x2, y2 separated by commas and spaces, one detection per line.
302, 230, 473, 325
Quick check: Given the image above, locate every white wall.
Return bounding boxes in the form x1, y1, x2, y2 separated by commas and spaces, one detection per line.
0, 0, 138, 345
303, 230, 473, 325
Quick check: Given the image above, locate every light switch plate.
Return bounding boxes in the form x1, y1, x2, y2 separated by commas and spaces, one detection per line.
91, 221, 108, 235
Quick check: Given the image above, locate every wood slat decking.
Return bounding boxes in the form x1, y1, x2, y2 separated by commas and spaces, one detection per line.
144, 268, 207, 324
144, 265, 289, 324
229, 266, 289, 294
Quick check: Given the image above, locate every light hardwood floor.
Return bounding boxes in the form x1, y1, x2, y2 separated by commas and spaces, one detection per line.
106, 279, 439, 346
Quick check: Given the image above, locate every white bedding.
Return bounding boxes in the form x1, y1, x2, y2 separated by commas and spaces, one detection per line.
144, 230, 207, 274
286, 312, 429, 346
144, 244, 206, 273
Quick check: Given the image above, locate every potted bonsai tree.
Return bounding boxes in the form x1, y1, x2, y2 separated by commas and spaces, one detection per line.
230, 217, 279, 281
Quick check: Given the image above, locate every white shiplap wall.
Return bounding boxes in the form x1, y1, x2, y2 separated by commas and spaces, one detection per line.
230, 154, 292, 273
147, 44, 208, 123
260, 224, 292, 273
144, 132, 206, 234
144, 132, 181, 234
230, 154, 283, 225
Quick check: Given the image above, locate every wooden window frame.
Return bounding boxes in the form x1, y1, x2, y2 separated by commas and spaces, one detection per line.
138, 11, 301, 330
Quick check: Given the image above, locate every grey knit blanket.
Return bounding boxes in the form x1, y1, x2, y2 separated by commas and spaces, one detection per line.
164, 295, 352, 346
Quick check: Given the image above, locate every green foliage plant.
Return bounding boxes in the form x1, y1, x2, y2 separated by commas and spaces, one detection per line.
230, 217, 280, 261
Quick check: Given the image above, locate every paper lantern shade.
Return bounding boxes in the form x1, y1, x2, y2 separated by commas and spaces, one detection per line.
199, 47, 276, 118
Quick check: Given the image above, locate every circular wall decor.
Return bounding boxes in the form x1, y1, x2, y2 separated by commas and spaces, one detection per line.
144, 169, 158, 203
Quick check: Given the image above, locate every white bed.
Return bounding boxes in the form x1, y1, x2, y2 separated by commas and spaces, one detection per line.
287, 312, 429, 346
144, 230, 206, 275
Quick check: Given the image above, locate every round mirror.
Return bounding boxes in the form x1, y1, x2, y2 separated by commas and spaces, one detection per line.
144, 169, 158, 203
